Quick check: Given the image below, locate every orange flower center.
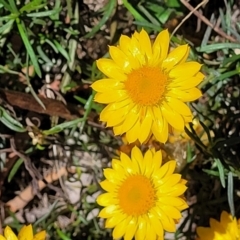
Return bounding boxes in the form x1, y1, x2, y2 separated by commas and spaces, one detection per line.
124, 66, 167, 106
118, 174, 156, 216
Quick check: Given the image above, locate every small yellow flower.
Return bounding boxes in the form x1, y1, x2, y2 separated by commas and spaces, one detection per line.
0, 225, 46, 240
97, 146, 188, 240
197, 211, 240, 240
92, 29, 204, 143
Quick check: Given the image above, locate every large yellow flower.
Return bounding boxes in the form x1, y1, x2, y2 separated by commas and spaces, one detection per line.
0, 225, 46, 240
197, 211, 240, 240
97, 146, 188, 240
92, 29, 204, 143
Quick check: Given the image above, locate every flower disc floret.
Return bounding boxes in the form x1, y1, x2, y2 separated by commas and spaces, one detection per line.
97, 146, 188, 240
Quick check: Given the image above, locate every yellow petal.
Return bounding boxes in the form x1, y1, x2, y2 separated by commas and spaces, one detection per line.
94, 90, 127, 104
153, 29, 169, 64
152, 106, 163, 125
100, 180, 115, 192
157, 208, 176, 232
91, 78, 124, 92
97, 193, 117, 206
120, 153, 138, 174
103, 168, 122, 183
169, 62, 202, 78
129, 34, 146, 65
0, 236, 6, 240
209, 218, 225, 232
105, 110, 126, 127
4, 227, 18, 240
107, 99, 132, 111
18, 225, 33, 240
154, 160, 176, 180
220, 211, 232, 226
109, 46, 132, 73
168, 88, 202, 102
146, 223, 157, 239
140, 149, 153, 176
152, 117, 168, 143
105, 211, 127, 228
135, 216, 147, 240
161, 205, 182, 219
144, 149, 155, 177
98, 205, 118, 218
125, 120, 141, 143
161, 102, 185, 130
196, 227, 214, 240
113, 124, 124, 136
97, 59, 127, 80
32, 231, 46, 240
165, 184, 188, 197
119, 35, 131, 53
162, 45, 189, 71
124, 217, 138, 240
121, 108, 139, 132
131, 146, 144, 168
112, 218, 129, 239
148, 211, 164, 237
169, 73, 204, 89
119, 35, 140, 69
139, 29, 152, 59
152, 150, 162, 169
158, 197, 187, 208
139, 115, 152, 143
161, 174, 182, 188
166, 97, 192, 117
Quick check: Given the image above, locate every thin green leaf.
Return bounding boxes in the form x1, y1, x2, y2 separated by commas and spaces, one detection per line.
84, 0, 117, 38
0, 107, 26, 132
223, 54, 240, 66
56, 229, 71, 240
8, 0, 18, 13
214, 136, 240, 148
16, 19, 42, 77
197, 43, 240, 53
8, 158, 24, 182
215, 158, 226, 188
133, 21, 162, 31
43, 118, 84, 135
202, 169, 219, 177
227, 172, 235, 217
20, 0, 46, 13
36, 45, 53, 65
53, 40, 70, 61
45, 38, 59, 53
26, 8, 61, 18
122, 0, 147, 23
34, 200, 59, 225
0, 19, 14, 34
0, 0, 12, 11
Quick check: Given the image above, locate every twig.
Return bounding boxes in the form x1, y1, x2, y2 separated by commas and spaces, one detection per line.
10, 138, 40, 195
172, 0, 208, 37
5, 166, 68, 212
179, 0, 237, 42
0, 148, 12, 154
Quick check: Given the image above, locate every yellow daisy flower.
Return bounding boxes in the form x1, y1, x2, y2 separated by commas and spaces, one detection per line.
92, 29, 204, 143
197, 211, 240, 240
0, 225, 46, 240
97, 146, 188, 240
